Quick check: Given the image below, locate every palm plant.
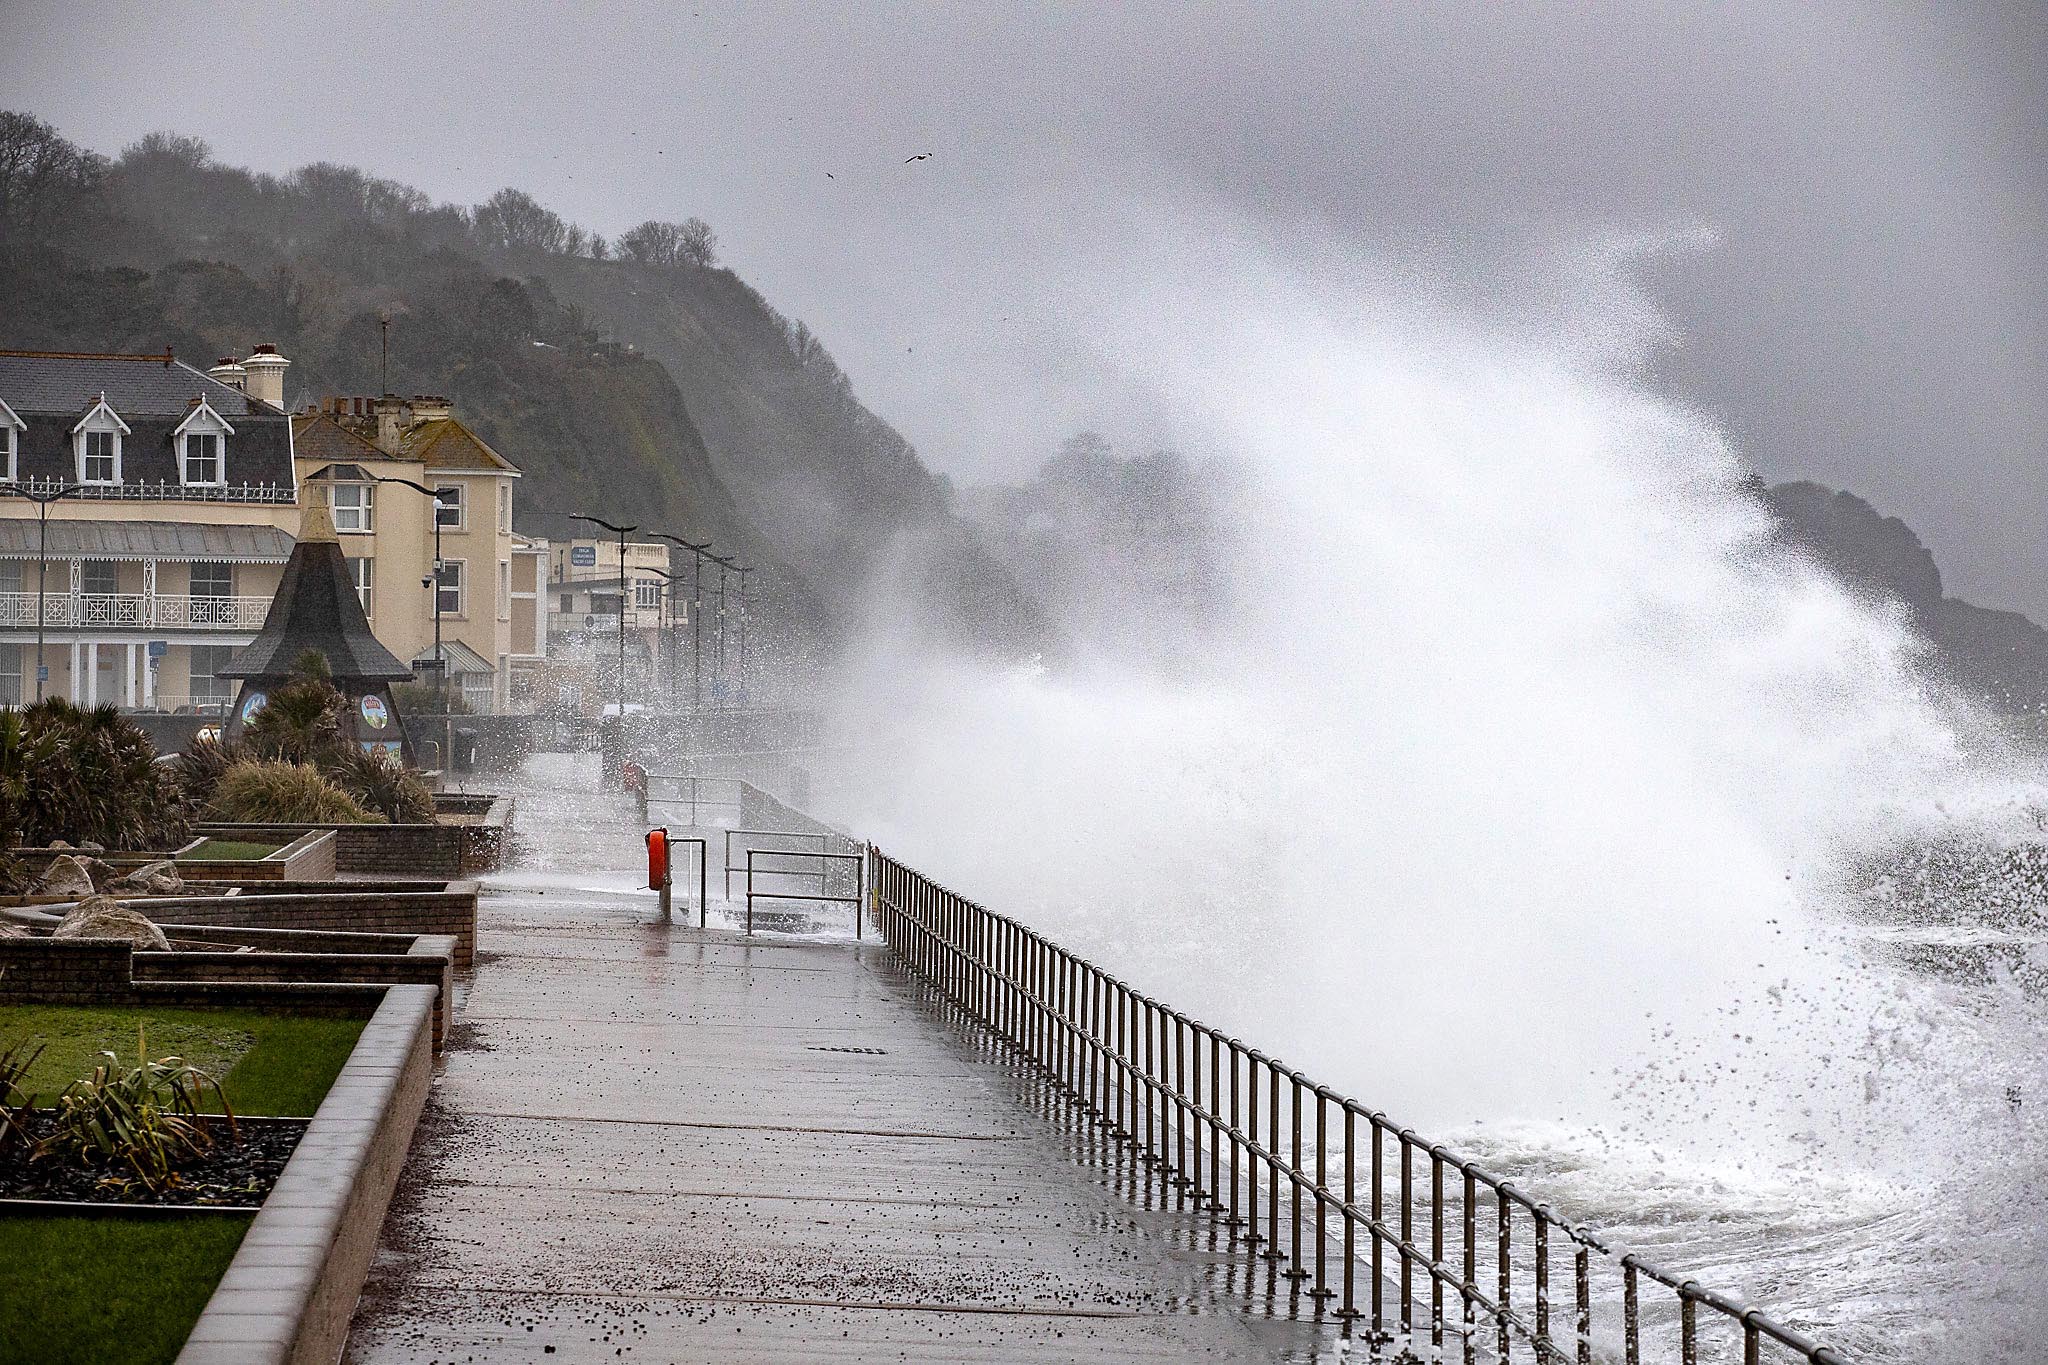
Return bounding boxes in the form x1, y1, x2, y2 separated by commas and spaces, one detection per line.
1, 699, 189, 850
0, 1038, 41, 1164
35, 1029, 236, 1194
329, 747, 436, 823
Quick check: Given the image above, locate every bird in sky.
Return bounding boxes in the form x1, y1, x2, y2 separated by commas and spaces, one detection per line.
825, 172, 835, 179
904, 153, 933, 163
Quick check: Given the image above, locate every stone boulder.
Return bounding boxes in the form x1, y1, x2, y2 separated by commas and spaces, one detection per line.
30, 855, 97, 899
51, 896, 169, 951
112, 860, 185, 896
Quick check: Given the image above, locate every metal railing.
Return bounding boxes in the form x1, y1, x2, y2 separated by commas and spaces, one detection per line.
0, 591, 271, 630
744, 846, 865, 937
643, 772, 747, 827
3, 477, 295, 504
866, 847, 1857, 1365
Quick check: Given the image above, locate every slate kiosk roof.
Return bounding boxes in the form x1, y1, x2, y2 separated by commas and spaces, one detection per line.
221, 499, 413, 682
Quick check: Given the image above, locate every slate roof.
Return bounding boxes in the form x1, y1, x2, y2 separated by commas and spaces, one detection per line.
291, 410, 398, 466
403, 418, 518, 473
0, 519, 294, 562
0, 352, 296, 493
220, 538, 413, 682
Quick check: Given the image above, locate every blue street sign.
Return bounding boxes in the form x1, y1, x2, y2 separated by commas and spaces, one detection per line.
147, 640, 168, 659
571, 545, 597, 567
36, 666, 49, 681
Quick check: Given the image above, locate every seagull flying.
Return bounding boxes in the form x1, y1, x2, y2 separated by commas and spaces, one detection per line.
904, 153, 933, 163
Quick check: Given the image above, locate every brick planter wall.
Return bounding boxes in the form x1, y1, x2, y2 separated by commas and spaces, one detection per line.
197, 822, 467, 879
142, 885, 479, 969
176, 985, 437, 1365
0, 932, 454, 1045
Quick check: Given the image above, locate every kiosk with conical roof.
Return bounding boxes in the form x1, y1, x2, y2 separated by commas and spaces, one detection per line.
220, 498, 417, 761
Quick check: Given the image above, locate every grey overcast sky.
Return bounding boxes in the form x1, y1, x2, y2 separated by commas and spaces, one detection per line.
5, 1, 2044, 612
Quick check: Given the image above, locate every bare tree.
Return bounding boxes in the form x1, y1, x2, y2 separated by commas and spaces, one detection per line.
0, 111, 108, 251
618, 217, 719, 268
473, 187, 569, 253
677, 216, 718, 267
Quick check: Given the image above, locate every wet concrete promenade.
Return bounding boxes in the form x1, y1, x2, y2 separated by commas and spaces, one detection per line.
344, 773, 1337, 1362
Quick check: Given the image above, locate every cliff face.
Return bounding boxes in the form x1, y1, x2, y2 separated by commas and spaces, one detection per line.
1764, 480, 2048, 725
515, 253, 1048, 657
0, 114, 1047, 677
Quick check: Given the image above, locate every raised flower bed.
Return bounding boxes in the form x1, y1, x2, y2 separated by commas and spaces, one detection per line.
0, 986, 435, 1364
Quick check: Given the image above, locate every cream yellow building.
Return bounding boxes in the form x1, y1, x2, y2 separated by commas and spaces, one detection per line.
0, 347, 300, 710
294, 396, 548, 712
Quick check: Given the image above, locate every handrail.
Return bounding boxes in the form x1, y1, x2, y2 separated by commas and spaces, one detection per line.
865, 846, 1859, 1365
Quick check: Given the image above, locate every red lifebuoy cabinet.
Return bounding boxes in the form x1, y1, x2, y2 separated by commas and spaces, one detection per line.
646, 827, 670, 890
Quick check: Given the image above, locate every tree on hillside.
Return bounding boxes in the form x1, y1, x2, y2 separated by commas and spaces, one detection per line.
473, 187, 569, 254
0, 112, 107, 253
618, 216, 718, 268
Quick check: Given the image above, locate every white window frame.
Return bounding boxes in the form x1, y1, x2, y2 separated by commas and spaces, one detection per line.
436, 558, 466, 618
498, 483, 511, 533
73, 397, 130, 485
498, 559, 511, 621
0, 400, 22, 482
188, 562, 234, 597
172, 397, 235, 486
349, 557, 374, 617
435, 483, 465, 531
330, 481, 375, 533
80, 560, 119, 596
634, 578, 661, 611
187, 643, 236, 707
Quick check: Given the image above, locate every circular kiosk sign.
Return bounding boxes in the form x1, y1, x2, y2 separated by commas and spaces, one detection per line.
239, 692, 268, 724
360, 694, 390, 730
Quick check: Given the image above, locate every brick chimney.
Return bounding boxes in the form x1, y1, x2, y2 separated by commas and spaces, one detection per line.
240, 343, 291, 408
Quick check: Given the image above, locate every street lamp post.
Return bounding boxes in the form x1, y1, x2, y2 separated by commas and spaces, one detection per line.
655, 533, 713, 713
707, 553, 735, 702
731, 563, 754, 708
572, 514, 637, 716
370, 475, 449, 710
4, 481, 86, 702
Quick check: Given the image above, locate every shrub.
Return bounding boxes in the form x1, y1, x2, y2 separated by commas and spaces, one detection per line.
204, 760, 380, 825
0, 699, 189, 850
244, 674, 348, 766
35, 1034, 235, 1194
170, 735, 249, 811
329, 747, 435, 823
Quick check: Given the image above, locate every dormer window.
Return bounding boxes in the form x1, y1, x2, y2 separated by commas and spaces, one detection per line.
0, 399, 21, 483
173, 395, 235, 486
72, 395, 130, 485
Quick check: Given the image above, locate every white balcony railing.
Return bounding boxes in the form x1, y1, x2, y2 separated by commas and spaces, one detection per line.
0, 592, 271, 630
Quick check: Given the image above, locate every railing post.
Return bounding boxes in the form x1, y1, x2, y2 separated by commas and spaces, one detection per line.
1287, 1074, 1306, 1281
1339, 1105, 1356, 1318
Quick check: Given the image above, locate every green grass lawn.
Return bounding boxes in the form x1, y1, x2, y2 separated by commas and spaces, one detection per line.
182, 838, 283, 860
0, 1211, 253, 1365
0, 1006, 368, 1363
0, 1005, 366, 1116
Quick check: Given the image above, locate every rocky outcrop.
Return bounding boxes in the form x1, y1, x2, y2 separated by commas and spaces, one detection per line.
29, 855, 97, 900
112, 861, 185, 896
50, 896, 169, 951
1764, 481, 2048, 724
